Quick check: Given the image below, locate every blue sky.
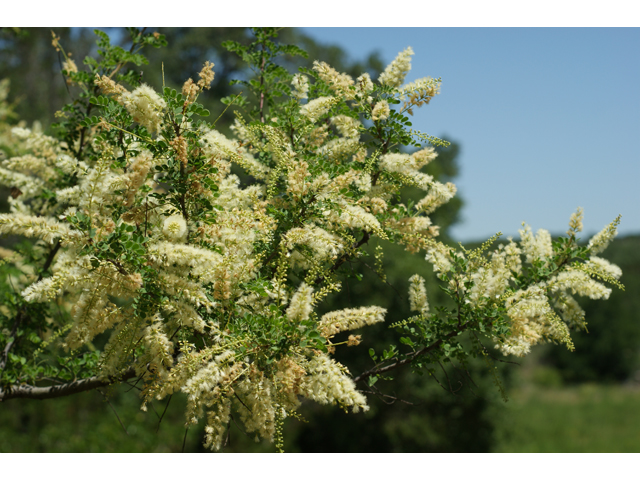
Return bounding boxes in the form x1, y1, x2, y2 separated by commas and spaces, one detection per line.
300, 28, 639, 242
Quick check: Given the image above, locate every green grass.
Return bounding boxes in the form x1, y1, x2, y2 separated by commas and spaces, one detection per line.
494, 382, 640, 452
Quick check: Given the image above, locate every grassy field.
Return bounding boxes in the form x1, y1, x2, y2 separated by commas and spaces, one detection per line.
494, 381, 640, 452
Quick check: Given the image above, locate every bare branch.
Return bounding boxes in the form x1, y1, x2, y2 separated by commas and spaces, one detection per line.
0, 368, 136, 402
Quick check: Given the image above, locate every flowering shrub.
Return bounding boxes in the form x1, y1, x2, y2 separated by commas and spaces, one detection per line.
0, 28, 623, 451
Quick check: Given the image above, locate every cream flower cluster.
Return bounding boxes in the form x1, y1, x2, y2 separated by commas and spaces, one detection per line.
317, 138, 362, 165
331, 115, 361, 139
299, 96, 338, 123
408, 274, 429, 315
380, 152, 434, 189
285, 282, 315, 322
355, 73, 374, 101
149, 242, 223, 283
333, 202, 385, 237
497, 286, 556, 357
467, 252, 512, 308
300, 353, 369, 413
490, 214, 622, 357
318, 306, 387, 338
0, 167, 45, 200
162, 214, 188, 242
519, 224, 553, 265
378, 47, 414, 88
399, 77, 441, 114
200, 128, 270, 180
141, 315, 175, 374
312, 61, 355, 100
415, 181, 457, 214
291, 73, 309, 100
424, 242, 455, 277
121, 84, 166, 134
284, 224, 345, 265
0, 214, 75, 245
371, 100, 390, 121
588, 215, 621, 255
567, 207, 584, 234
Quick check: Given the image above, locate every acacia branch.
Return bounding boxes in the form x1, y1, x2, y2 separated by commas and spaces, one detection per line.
353, 321, 471, 383
0, 367, 136, 402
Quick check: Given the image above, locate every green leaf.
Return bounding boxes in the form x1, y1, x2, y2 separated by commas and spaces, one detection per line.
400, 337, 414, 347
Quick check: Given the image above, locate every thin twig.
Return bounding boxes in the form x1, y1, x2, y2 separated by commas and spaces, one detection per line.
361, 386, 419, 406
212, 91, 243, 127
358, 259, 403, 301
55, 50, 73, 99
234, 391, 251, 412
428, 367, 448, 392
229, 413, 253, 440
224, 421, 231, 449
123, 373, 145, 393
353, 321, 472, 383
169, 326, 182, 342
98, 388, 128, 435
182, 426, 189, 453
259, 43, 265, 124
38, 241, 62, 282
155, 394, 172, 433
472, 332, 521, 366
435, 358, 460, 394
